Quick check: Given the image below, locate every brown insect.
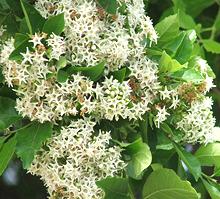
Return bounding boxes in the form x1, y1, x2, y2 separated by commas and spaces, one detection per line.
128, 77, 140, 92
70, 9, 80, 20
37, 44, 46, 54
97, 7, 106, 20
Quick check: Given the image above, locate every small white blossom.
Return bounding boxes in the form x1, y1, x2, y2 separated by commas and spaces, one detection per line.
0, 25, 5, 37
155, 106, 170, 128
28, 119, 126, 199
177, 97, 216, 144
20, 48, 35, 64
29, 33, 44, 48
47, 33, 66, 60
159, 86, 173, 100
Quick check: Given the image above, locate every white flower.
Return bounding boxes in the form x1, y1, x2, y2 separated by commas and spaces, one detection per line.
0, 25, 5, 37
47, 33, 66, 60
155, 106, 170, 128
20, 48, 34, 64
177, 97, 216, 144
29, 33, 44, 48
159, 86, 173, 100
170, 92, 180, 109
196, 57, 209, 73
204, 76, 215, 93
94, 77, 132, 121
34, 0, 158, 72
211, 127, 220, 142
28, 119, 125, 199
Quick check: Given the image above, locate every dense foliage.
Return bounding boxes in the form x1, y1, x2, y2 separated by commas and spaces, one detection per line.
0, 0, 220, 198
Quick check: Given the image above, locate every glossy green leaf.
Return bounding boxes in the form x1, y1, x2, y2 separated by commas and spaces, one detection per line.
0, 97, 21, 130
143, 168, 199, 199
20, 0, 45, 34
126, 138, 152, 179
178, 10, 196, 30
156, 130, 173, 150
16, 122, 52, 169
56, 56, 67, 69
97, 0, 119, 15
214, 9, 220, 33
195, 143, 220, 169
172, 0, 186, 11
0, 136, 16, 176
6, 0, 23, 16
155, 14, 179, 45
96, 177, 131, 199
202, 179, 220, 199
171, 68, 204, 83
57, 70, 69, 83
42, 13, 65, 35
14, 33, 29, 48
202, 40, 220, 54
1, 13, 19, 35
159, 51, 183, 73
67, 62, 105, 81
182, 0, 215, 17
112, 68, 127, 83
173, 143, 201, 181
164, 30, 196, 64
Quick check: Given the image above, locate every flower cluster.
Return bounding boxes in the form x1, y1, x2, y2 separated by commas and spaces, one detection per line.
35, 0, 158, 71
176, 97, 216, 144
0, 0, 160, 124
29, 119, 125, 199
0, 0, 220, 198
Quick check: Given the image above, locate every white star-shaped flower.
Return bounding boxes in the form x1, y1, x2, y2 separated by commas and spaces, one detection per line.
159, 86, 173, 100
20, 48, 34, 64
29, 33, 44, 48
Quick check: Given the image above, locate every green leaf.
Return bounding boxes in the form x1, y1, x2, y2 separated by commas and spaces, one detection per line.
195, 143, 220, 169
178, 10, 196, 30
173, 143, 201, 181
173, 30, 196, 64
172, 0, 186, 11
214, 9, 220, 33
202, 39, 220, 54
151, 163, 163, 171
6, 0, 23, 16
202, 179, 220, 199
42, 13, 65, 35
15, 122, 52, 169
97, 0, 119, 15
159, 51, 183, 73
1, 13, 19, 35
67, 62, 105, 81
57, 69, 69, 83
164, 30, 196, 64
156, 130, 173, 150
20, 0, 45, 34
0, 0, 9, 9
9, 39, 32, 61
155, 14, 179, 45
182, 0, 215, 17
126, 138, 152, 179
56, 56, 67, 69
112, 68, 127, 83
0, 136, 16, 176
171, 68, 204, 83
143, 168, 199, 199
14, 33, 29, 48
96, 177, 131, 199
0, 97, 21, 130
